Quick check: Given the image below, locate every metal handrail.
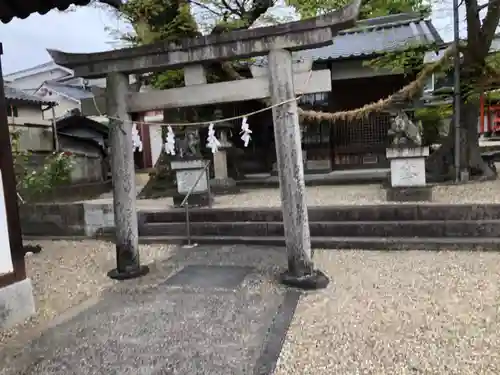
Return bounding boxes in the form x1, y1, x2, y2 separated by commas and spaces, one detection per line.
181, 160, 211, 246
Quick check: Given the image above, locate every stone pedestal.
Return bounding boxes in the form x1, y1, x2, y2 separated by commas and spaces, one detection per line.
171, 159, 212, 207
0, 278, 35, 329
386, 147, 432, 202
210, 130, 238, 194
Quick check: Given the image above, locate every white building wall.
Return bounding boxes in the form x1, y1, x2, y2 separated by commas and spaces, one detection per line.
8, 103, 54, 151
7, 69, 71, 93
0, 170, 13, 275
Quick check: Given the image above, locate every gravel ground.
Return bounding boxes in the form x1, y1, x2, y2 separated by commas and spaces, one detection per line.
3, 242, 500, 373
213, 180, 500, 207
0, 240, 176, 349
274, 250, 500, 375
114, 179, 500, 209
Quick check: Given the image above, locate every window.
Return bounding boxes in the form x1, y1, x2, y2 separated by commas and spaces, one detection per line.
301, 122, 330, 146
298, 93, 329, 107
6, 105, 18, 117
423, 74, 435, 93
435, 72, 454, 91
299, 91, 331, 151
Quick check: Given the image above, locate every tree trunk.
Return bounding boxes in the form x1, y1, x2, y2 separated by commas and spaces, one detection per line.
426, 97, 496, 180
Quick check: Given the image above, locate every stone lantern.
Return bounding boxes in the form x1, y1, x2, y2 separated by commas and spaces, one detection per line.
210, 109, 238, 193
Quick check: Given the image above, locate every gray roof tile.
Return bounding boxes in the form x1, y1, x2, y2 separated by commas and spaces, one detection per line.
5, 85, 56, 105
43, 81, 95, 100
299, 14, 442, 61
250, 13, 443, 68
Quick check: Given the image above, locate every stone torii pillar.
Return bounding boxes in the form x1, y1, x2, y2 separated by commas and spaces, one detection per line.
106, 72, 149, 280
268, 49, 328, 288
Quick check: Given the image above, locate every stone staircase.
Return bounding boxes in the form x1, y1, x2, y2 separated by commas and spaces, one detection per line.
137, 204, 500, 250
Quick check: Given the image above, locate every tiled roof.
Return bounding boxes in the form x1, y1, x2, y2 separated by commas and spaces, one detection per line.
43, 81, 95, 100
299, 13, 443, 61
4, 85, 56, 105
0, 0, 120, 24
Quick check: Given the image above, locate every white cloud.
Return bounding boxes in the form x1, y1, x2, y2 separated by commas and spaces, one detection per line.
0, 6, 122, 74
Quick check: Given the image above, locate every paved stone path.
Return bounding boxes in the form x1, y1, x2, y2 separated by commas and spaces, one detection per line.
1, 245, 297, 375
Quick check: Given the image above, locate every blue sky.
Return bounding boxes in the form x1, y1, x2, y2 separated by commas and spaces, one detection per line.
0, 1, 457, 75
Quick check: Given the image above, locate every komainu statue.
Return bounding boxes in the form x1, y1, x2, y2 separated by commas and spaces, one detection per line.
176, 128, 202, 159
387, 110, 422, 147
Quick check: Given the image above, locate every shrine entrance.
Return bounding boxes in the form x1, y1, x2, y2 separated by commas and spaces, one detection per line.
48, 0, 362, 288
235, 73, 406, 176
328, 74, 408, 170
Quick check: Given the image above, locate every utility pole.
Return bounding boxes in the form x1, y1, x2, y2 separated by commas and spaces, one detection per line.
106, 72, 149, 280
453, 0, 462, 182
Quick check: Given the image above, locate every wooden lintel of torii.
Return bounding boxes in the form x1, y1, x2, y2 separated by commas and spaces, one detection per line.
126, 69, 331, 113
46, 0, 360, 79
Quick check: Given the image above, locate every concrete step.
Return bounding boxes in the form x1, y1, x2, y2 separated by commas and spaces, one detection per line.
139, 220, 500, 238
140, 204, 500, 224
136, 235, 500, 251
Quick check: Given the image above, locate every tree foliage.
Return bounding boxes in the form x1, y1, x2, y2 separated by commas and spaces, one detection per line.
109, 0, 199, 89
345, 0, 500, 179
11, 129, 74, 202
287, 0, 430, 19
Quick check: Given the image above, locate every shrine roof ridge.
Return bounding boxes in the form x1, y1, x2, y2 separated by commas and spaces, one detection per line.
47, 0, 361, 78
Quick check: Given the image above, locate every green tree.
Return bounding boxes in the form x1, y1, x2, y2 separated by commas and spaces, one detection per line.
316, 0, 500, 180
288, 0, 430, 19
426, 0, 500, 180
295, 0, 500, 180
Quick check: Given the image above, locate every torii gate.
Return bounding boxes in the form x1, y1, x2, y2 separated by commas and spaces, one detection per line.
48, 0, 361, 289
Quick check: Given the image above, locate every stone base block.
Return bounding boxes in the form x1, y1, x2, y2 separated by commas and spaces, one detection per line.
280, 269, 330, 290
108, 265, 150, 280
210, 178, 240, 194
173, 192, 212, 207
0, 278, 35, 329
386, 186, 433, 202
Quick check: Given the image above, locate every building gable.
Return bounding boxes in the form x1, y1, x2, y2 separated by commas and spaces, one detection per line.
5, 62, 73, 93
